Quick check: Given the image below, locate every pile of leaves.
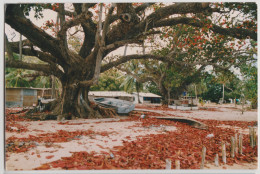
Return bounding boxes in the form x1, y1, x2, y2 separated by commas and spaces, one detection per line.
6, 121, 28, 132
6, 129, 113, 153
5, 109, 30, 133
90, 102, 117, 118
34, 115, 257, 170
5, 109, 30, 122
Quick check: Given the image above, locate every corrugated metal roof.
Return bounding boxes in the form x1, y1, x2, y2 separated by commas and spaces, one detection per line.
89, 91, 133, 97
133, 92, 161, 98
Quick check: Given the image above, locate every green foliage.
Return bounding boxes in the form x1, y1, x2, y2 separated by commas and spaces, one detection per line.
119, 60, 144, 93
21, 4, 44, 19
146, 81, 160, 96
5, 69, 33, 87
198, 71, 244, 103
240, 63, 257, 108
90, 68, 124, 91
200, 73, 223, 102
223, 2, 257, 20
5, 54, 58, 88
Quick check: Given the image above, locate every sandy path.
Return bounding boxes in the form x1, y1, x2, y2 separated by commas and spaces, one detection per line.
135, 106, 257, 122
6, 118, 176, 170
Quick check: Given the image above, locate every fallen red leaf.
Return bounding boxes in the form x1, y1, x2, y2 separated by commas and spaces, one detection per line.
46, 155, 54, 159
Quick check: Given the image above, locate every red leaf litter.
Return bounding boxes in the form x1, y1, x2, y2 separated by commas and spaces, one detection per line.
46, 155, 54, 159
5, 109, 29, 133
33, 112, 257, 170
5, 108, 257, 170
6, 129, 114, 153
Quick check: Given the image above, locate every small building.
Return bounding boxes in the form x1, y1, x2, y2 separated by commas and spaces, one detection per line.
5, 87, 38, 107
88, 91, 134, 102
180, 96, 198, 106
5, 87, 58, 107
132, 92, 161, 104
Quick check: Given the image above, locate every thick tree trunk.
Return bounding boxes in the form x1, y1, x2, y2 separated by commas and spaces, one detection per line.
50, 78, 116, 120
159, 85, 169, 106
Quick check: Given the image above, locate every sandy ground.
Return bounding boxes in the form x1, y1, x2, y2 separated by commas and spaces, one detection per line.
5, 104, 258, 170
136, 103, 258, 122
6, 118, 176, 170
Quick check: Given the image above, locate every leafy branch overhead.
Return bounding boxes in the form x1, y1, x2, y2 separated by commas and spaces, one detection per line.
5, 2, 257, 118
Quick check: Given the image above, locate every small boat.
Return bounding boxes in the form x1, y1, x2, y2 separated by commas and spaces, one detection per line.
94, 98, 135, 114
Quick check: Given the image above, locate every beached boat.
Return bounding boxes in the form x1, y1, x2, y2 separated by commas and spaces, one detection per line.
94, 98, 135, 114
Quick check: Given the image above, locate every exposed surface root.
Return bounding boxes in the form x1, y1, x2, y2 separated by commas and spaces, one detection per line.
90, 102, 117, 118
24, 100, 117, 121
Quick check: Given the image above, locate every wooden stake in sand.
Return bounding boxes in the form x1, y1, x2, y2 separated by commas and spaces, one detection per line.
222, 142, 226, 164
253, 127, 257, 147
214, 154, 219, 167
231, 136, 235, 158
249, 127, 254, 147
200, 146, 206, 169
175, 160, 180, 169
235, 133, 238, 154
239, 134, 243, 154
166, 159, 171, 170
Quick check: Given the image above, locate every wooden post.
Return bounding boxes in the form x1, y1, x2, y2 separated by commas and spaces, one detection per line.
253, 127, 257, 147
175, 160, 180, 169
235, 133, 238, 154
200, 146, 206, 169
214, 154, 219, 167
249, 127, 254, 147
166, 159, 171, 170
222, 83, 225, 104
222, 142, 226, 164
231, 136, 235, 158
239, 134, 243, 154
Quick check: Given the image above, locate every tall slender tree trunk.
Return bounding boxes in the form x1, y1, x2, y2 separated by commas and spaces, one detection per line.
136, 82, 141, 104
222, 83, 225, 104
51, 75, 56, 99
195, 84, 198, 105
168, 86, 170, 105
19, 34, 22, 60
51, 13, 59, 100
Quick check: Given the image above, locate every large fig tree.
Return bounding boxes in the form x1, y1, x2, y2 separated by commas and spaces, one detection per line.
5, 3, 257, 118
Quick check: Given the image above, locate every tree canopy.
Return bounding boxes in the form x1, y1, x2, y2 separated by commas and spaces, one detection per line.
5, 2, 257, 118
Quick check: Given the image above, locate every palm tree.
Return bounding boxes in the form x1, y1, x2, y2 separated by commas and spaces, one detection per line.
5, 68, 33, 87
119, 60, 143, 103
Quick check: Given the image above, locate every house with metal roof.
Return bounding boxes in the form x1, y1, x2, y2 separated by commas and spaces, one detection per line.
5, 87, 59, 107
88, 91, 134, 102
132, 92, 161, 104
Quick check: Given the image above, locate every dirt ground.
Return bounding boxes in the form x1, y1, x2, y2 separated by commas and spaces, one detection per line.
5, 103, 258, 171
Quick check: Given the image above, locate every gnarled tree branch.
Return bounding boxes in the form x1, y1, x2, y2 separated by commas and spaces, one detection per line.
101, 54, 165, 73
154, 17, 257, 41
5, 5, 62, 58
